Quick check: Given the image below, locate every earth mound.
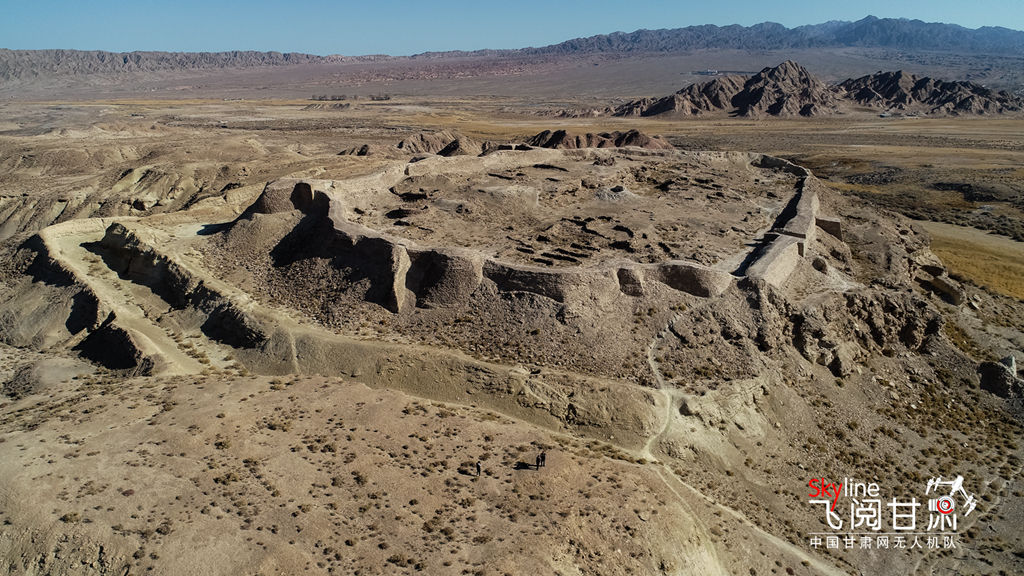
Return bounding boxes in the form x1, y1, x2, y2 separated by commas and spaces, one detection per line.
525, 129, 674, 149
341, 128, 674, 159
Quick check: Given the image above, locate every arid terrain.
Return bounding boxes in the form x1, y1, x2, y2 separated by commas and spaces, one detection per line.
1, 46, 1024, 576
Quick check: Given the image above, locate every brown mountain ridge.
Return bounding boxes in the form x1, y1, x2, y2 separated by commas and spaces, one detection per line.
560, 61, 1024, 118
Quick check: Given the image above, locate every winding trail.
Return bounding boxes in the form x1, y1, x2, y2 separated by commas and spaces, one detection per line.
640, 309, 687, 460
639, 296, 849, 576
653, 466, 850, 576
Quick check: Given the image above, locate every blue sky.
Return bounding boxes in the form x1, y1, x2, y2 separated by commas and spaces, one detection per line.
4, 0, 1022, 55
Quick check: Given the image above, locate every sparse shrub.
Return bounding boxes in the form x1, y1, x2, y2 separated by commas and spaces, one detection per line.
267, 420, 291, 432
387, 553, 411, 566
214, 472, 240, 485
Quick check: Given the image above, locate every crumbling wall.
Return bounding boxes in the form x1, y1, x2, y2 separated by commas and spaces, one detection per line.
744, 171, 843, 286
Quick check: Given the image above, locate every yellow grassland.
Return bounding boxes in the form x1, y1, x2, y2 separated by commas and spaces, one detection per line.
919, 221, 1024, 301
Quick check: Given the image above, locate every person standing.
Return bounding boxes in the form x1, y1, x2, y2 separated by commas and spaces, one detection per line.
475, 461, 482, 476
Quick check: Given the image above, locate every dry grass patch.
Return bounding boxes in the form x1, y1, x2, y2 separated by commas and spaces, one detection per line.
922, 222, 1024, 300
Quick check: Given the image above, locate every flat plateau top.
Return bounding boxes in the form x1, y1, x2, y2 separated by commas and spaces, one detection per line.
344, 152, 795, 270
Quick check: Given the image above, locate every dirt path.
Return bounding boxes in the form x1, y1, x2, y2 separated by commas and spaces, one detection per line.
49, 226, 208, 374
653, 467, 850, 576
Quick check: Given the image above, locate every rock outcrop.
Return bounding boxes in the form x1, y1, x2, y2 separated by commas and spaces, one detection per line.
615, 76, 747, 117
837, 70, 1024, 114
730, 61, 841, 117
600, 61, 1024, 118
979, 356, 1024, 398
611, 61, 841, 118
396, 130, 462, 154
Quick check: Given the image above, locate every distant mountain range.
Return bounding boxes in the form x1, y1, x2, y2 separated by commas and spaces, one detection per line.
413, 16, 1024, 57
0, 50, 394, 82
2, 16, 1023, 85
552, 61, 1024, 118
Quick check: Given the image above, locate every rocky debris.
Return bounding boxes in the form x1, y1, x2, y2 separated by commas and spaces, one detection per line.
837, 70, 1024, 114
593, 185, 638, 203
525, 129, 674, 150
979, 355, 1024, 398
